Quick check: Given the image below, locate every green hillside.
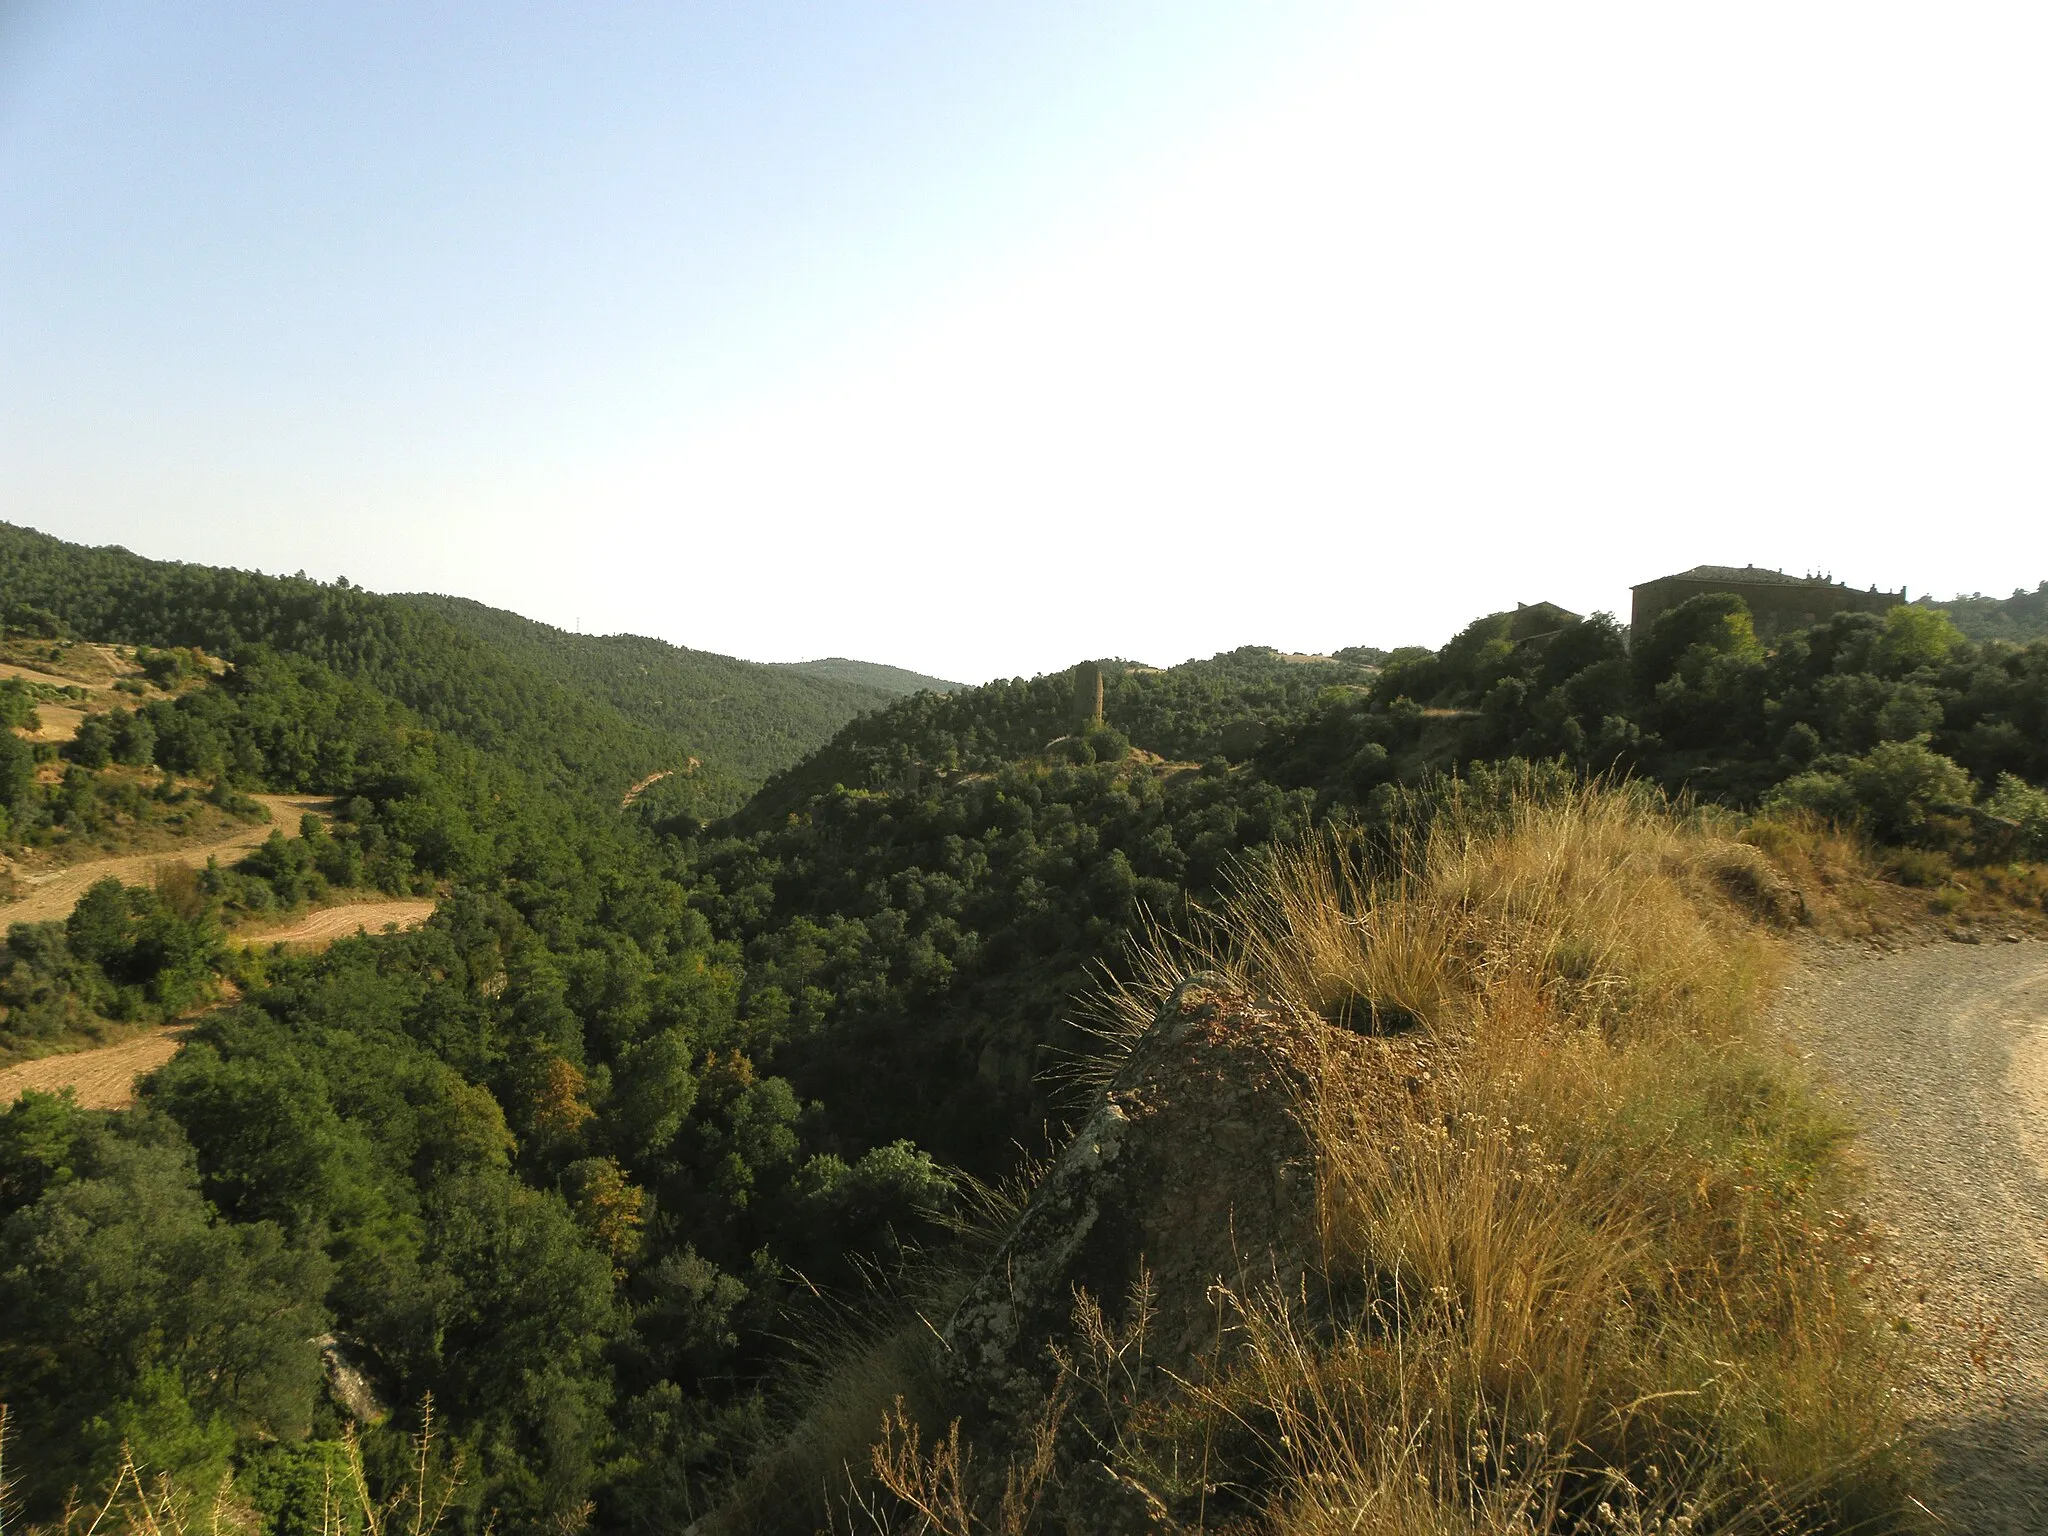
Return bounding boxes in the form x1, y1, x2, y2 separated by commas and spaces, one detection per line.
394, 593, 919, 787
734, 645, 1370, 828
0, 524, 919, 814
774, 655, 961, 693
1929, 580, 2048, 642
0, 522, 681, 803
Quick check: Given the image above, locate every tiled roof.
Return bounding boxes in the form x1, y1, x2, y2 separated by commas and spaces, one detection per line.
1635, 565, 1825, 590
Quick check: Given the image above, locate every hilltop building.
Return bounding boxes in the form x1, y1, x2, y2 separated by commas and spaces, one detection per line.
1630, 566, 1903, 642
1506, 601, 1581, 644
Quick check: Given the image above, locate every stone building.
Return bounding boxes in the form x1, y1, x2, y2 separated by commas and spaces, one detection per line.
1630, 565, 1904, 643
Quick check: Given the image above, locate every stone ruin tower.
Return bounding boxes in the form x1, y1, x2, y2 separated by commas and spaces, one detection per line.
1071, 662, 1104, 730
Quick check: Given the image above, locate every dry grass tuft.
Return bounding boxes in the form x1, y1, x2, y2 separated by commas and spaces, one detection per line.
1736, 811, 1884, 936
1118, 785, 1916, 1532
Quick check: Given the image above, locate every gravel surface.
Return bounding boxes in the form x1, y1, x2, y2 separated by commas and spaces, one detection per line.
1779, 936, 2048, 1533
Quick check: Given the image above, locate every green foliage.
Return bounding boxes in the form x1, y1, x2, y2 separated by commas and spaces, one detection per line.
774, 656, 962, 694
0, 677, 40, 731
0, 1093, 331, 1512
1875, 603, 1964, 673
64, 713, 114, 769
1765, 739, 1975, 843
1, 877, 225, 1052
1633, 592, 1764, 689
393, 593, 920, 802
1930, 580, 2048, 642
1985, 772, 2048, 858
0, 522, 864, 808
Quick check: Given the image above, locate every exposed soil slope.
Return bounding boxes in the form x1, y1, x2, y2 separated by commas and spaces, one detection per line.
0, 1027, 186, 1108
1779, 937, 2048, 1533
0, 793, 330, 925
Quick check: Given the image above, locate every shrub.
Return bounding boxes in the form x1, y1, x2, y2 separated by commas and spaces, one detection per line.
1765, 738, 1975, 844
1985, 772, 2048, 859
0, 678, 40, 731
64, 714, 114, 769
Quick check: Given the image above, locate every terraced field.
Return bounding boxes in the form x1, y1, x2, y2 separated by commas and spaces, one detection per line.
0, 793, 331, 924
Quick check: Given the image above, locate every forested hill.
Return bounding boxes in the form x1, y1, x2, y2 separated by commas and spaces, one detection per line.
1930, 581, 2048, 642
394, 593, 939, 787
0, 521, 687, 802
773, 656, 961, 694
730, 645, 1373, 828
0, 523, 915, 811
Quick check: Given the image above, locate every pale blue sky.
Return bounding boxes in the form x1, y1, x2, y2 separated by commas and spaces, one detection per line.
4, 2, 2045, 680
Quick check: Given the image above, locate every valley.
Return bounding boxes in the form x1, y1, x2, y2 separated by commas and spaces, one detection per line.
0, 523, 2044, 1535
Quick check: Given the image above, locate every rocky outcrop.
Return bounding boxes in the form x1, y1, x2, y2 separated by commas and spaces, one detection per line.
316, 1331, 389, 1425
940, 976, 1328, 1450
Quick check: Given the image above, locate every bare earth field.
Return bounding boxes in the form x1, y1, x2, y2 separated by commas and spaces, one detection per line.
0, 661, 86, 688
20, 702, 83, 744
1778, 937, 2048, 1532
0, 1027, 187, 1108
0, 793, 331, 925
235, 898, 437, 949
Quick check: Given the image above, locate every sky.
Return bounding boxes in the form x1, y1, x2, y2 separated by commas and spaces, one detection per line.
2, 1, 2044, 684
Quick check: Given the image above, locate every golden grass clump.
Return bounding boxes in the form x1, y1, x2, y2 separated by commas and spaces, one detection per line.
1077, 783, 1917, 1533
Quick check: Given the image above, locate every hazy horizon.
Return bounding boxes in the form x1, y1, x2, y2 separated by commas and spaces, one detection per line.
5, 2, 2045, 681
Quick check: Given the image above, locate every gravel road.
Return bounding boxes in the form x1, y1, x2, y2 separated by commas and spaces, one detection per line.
1779, 937, 2048, 1532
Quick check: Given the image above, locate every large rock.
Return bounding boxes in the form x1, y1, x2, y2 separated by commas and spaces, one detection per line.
940, 975, 1328, 1446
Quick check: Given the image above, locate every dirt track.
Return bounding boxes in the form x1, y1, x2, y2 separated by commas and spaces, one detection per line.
1779, 937, 2048, 1532
0, 1028, 188, 1109
236, 898, 436, 948
0, 793, 331, 926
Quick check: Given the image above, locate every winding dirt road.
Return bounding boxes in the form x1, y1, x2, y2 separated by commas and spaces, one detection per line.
1780, 937, 2048, 1532
0, 793, 331, 926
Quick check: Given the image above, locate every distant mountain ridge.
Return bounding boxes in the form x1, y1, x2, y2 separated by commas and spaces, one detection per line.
776, 656, 961, 694
394, 593, 938, 788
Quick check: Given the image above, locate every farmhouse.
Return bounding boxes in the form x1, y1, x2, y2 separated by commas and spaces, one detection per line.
1631, 565, 1904, 642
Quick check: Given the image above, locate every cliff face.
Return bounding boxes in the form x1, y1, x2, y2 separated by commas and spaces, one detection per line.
941, 976, 1340, 1457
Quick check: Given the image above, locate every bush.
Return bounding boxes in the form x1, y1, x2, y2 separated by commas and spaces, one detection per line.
1985, 772, 2048, 859
1765, 738, 1975, 845
833, 788, 1917, 1532
0, 678, 40, 731
63, 714, 114, 769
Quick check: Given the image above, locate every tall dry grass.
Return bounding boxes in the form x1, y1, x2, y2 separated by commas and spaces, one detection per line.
1089, 784, 1916, 1534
